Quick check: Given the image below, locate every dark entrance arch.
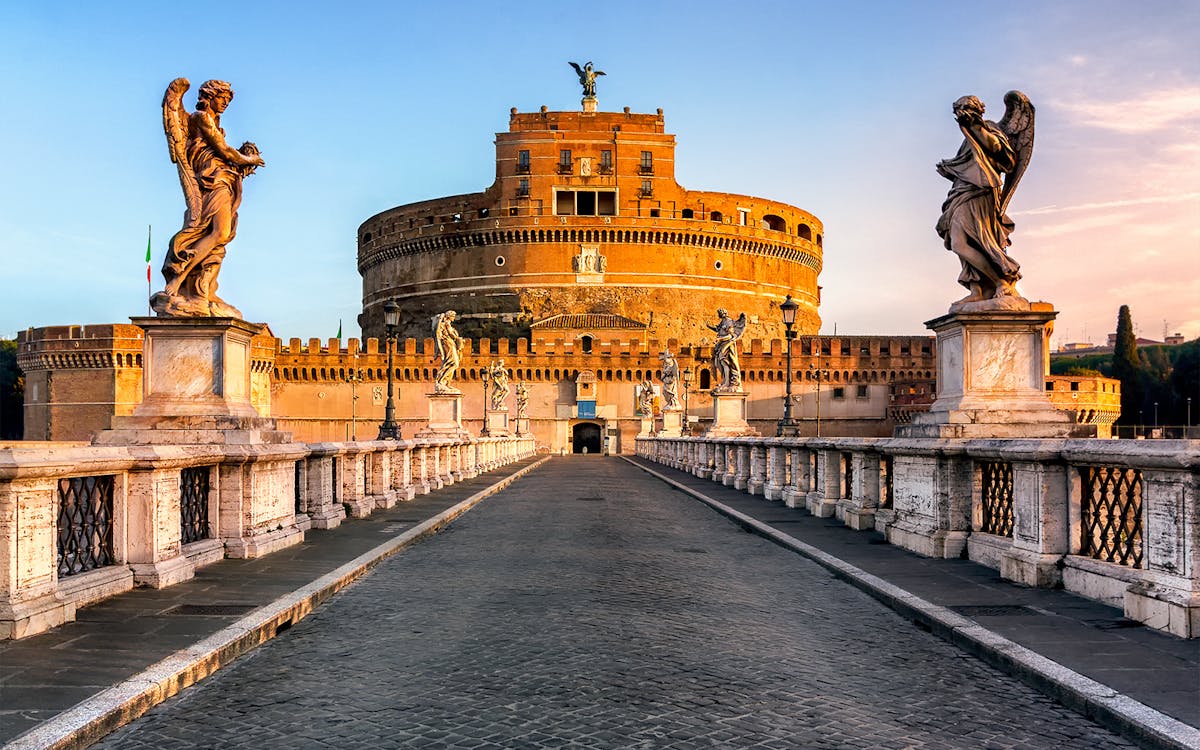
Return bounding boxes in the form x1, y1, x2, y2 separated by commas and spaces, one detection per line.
572, 422, 602, 454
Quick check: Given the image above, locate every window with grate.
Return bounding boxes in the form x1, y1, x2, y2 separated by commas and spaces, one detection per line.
639, 150, 653, 175
978, 461, 1014, 537
1080, 466, 1143, 567
599, 150, 613, 173
179, 467, 211, 545
516, 150, 530, 173
57, 475, 116, 577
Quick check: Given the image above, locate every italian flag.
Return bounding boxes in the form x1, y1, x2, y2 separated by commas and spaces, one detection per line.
145, 225, 152, 283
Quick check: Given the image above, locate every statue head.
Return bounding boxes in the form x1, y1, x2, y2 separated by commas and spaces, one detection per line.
952, 95, 984, 118
717, 308, 728, 318
198, 80, 234, 111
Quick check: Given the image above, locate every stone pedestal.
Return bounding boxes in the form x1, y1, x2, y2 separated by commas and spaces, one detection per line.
95, 317, 290, 446
484, 409, 510, 437
897, 306, 1089, 439
638, 416, 654, 436
657, 410, 683, 438
704, 391, 758, 437
417, 391, 470, 439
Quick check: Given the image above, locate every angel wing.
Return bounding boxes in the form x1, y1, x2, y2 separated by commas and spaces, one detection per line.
732, 313, 748, 340
997, 90, 1035, 215
568, 61, 584, 82
162, 78, 202, 228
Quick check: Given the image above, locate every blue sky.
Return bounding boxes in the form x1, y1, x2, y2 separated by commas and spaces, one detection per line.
2, 1, 1197, 346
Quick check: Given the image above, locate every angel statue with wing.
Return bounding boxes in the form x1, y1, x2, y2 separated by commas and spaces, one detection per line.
152, 78, 265, 318
935, 91, 1035, 312
433, 310, 465, 392
707, 308, 748, 393
568, 61, 605, 98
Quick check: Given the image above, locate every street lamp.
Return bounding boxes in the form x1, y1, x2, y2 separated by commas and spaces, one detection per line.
682, 366, 694, 430
811, 363, 823, 438
376, 299, 402, 440
480, 365, 491, 437
777, 294, 799, 437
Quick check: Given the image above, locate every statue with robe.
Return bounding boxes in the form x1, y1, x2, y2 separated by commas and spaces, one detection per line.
707, 308, 747, 393
935, 91, 1035, 311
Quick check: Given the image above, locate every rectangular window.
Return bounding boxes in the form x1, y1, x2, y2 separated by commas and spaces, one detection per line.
600, 150, 613, 173
556, 190, 574, 214
639, 150, 653, 174
856, 385, 869, 399
517, 178, 530, 197
576, 191, 596, 216
517, 150, 530, 173
640, 179, 653, 197
738, 208, 749, 226
558, 149, 572, 174
555, 190, 618, 216
832, 387, 846, 400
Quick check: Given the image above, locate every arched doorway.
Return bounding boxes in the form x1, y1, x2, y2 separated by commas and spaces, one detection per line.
572, 422, 602, 454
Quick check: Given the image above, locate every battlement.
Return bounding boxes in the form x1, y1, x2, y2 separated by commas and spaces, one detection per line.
508, 107, 665, 134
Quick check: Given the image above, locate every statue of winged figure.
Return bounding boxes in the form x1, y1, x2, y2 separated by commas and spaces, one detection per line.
488, 360, 510, 411
935, 91, 1035, 311
707, 308, 748, 393
152, 78, 265, 318
432, 310, 464, 392
568, 61, 605, 98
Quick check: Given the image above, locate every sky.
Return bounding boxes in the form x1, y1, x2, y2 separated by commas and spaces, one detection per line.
1, 1, 1197, 347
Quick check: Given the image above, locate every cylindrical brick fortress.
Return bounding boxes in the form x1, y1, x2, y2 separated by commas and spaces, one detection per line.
358, 106, 823, 343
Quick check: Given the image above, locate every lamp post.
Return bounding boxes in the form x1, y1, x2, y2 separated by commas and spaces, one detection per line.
777, 295, 799, 437
811, 363, 822, 437
480, 366, 491, 437
682, 366, 694, 431
376, 299, 402, 440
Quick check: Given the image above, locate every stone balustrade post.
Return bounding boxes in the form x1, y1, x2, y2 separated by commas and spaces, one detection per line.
807, 448, 841, 518
391, 444, 416, 501
710, 440, 726, 484
1124, 465, 1200, 638
304, 448, 345, 529
733, 442, 752, 491
339, 446, 374, 518
218, 444, 308, 559
411, 445, 432, 495
370, 446, 399, 509
885, 443, 972, 558
764, 441, 787, 501
991, 457, 1068, 587
747, 442, 767, 495
838, 447, 880, 530
0, 472, 77, 637
782, 445, 810, 509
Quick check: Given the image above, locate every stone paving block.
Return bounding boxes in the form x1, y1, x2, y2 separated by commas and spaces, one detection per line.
92, 458, 1138, 750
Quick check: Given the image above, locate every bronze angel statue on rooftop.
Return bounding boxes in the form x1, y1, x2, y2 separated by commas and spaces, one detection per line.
568, 61, 605, 98
152, 78, 264, 318
935, 90, 1035, 312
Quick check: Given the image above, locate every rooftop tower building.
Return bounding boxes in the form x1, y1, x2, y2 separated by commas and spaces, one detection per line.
357, 99, 824, 343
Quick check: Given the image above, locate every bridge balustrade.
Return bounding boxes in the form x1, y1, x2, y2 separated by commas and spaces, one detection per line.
0, 434, 535, 639
637, 434, 1199, 638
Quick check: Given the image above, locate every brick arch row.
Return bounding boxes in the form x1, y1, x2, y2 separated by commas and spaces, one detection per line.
359, 227, 822, 274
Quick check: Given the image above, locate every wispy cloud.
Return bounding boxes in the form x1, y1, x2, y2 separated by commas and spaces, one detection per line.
1051, 87, 1200, 133
1014, 192, 1200, 216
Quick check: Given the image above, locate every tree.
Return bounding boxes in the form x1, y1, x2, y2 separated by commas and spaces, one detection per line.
0, 339, 22, 440
1111, 306, 1143, 425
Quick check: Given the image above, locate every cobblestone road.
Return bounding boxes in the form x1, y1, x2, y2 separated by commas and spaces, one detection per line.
95, 458, 1135, 749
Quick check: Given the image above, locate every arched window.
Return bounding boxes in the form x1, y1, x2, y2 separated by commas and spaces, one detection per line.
681, 208, 694, 219
710, 210, 723, 223
798, 224, 813, 241
763, 214, 786, 232
581, 335, 593, 354
699, 369, 712, 390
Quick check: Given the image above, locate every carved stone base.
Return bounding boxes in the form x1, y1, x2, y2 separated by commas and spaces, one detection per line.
1125, 582, 1200, 639
224, 525, 305, 560
705, 392, 759, 437
657, 410, 683, 438
484, 410, 510, 437
417, 392, 471, 439
896, 306, 1092, 439
131, 555, 195, 589
1000, 547, 1064, 588
0, 592, 74, 640
638, 417, 654, 436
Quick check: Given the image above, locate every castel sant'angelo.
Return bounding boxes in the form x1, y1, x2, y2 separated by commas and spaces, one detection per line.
17, 74, 1117, 451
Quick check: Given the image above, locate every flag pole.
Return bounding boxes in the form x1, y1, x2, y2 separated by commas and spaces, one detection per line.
145, 225, 153, 316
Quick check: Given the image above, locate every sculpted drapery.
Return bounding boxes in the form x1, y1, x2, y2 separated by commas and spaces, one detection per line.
935, 91, 1035, 310
153, 78, 264, 318
707, 309, 747, 393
